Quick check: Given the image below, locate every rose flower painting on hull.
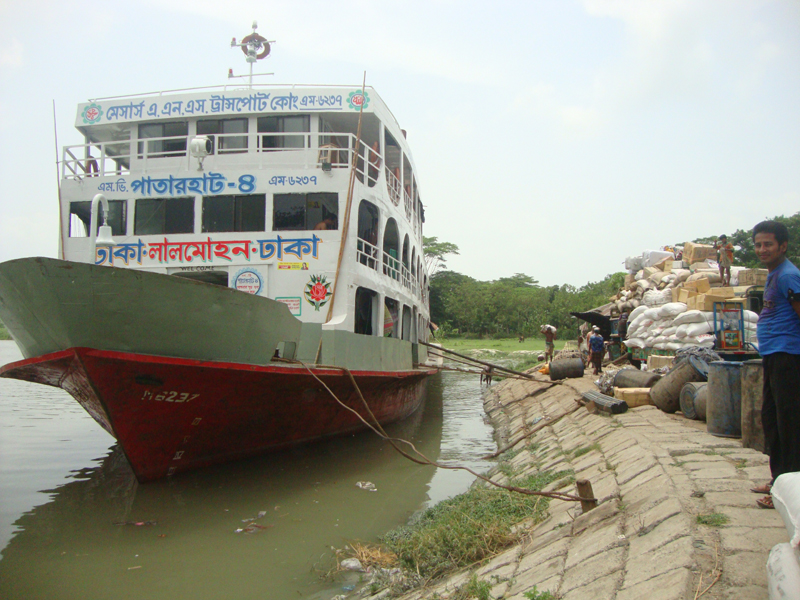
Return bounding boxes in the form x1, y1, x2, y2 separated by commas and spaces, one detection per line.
304, 274, 332, 311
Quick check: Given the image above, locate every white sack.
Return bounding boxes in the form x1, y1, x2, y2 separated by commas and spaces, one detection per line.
673, 310, 707, 326
641, 250, 674, 267
772, 472, 800, 549
685, 321, 713, 338
643, 307, 661, 321
658, 302, 688, 318
766, 543, 800, 600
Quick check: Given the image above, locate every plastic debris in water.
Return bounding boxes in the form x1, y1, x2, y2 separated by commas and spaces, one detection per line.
340, 558, 365, 572
113, 520, 157, 526
355, 481, 377, 492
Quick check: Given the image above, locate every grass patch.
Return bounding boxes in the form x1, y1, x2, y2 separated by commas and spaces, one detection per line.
696, 513, 729, 527
500, 447, 524, 462
524, 586, 558, 600
572, 443, 601, 459
498, 462, 519, 479
735, 459, 748, 469
453, 575, 493, 600
382, 471, 569, 580
0, 319, 10, 341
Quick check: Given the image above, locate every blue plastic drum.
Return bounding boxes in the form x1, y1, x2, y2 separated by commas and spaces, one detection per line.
706, 361, 743, 438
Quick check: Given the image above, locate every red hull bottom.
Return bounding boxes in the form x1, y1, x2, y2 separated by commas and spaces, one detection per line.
0, 348, 435, 481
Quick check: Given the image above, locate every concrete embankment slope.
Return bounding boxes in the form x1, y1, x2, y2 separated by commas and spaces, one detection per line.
396, 370, 784, 600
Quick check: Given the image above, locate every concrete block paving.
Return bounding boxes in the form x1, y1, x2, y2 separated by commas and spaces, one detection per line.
378, 370, 779, 600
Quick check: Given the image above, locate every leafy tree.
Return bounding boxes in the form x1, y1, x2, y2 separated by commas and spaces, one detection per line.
428, 268, 625, 338
693, 212, 800, 268
423, 236, 460, 275
496, 273, 539, 288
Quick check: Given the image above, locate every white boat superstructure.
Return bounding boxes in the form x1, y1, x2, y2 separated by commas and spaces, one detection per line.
60, 76, 431, 344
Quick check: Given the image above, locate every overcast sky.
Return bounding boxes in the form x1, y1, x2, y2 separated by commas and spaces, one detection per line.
1, 0, 798, 287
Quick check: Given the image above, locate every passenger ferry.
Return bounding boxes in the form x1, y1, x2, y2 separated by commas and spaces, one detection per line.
0, 26, 438, 481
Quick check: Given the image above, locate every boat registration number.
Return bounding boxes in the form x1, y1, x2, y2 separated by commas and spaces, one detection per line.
141, 390, 200, 403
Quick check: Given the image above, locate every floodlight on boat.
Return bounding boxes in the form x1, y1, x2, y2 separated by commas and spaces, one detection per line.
190, 136, 212, 171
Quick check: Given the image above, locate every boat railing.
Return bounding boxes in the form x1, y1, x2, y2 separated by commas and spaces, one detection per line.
383, 252, 401, 282
403, 188, 413, 222
62, 132, 383, 188
385, 167, 402, 206
401, 265, 411, 290
63, 143, 132, 179
356, 238, 380, 271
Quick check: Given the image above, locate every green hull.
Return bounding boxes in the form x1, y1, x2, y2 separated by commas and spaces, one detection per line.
0, 257, 301, 365
0, 257, 426, 371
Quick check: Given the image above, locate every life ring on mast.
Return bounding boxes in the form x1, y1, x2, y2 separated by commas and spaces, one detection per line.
240, 33, 271, 60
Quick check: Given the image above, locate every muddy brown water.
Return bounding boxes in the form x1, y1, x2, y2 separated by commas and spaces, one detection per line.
0, 341, 497, 599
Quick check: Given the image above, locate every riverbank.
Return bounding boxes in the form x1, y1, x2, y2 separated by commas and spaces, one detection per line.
363, 367, 782, 600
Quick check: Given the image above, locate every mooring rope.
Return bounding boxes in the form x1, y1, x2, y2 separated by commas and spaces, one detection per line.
284, 358, 586, 503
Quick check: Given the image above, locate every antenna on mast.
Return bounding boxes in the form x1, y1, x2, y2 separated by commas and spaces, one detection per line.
229, 21, 275, 88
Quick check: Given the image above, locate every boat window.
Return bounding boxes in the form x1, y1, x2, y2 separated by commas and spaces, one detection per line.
137, 121, 188, 158
384, 298, 399, 338
355, 287, 377, 336
383, 218, 400, 280
134, 197, 194, 235
202, 194, 266, 233
273, 193, 338, 231
196, 118, 248, 154
69, 200, 127, 237
357, 200, 379, 244
402, 305, 412, 341
258, 115, 310, 150
355, 200, 379, 268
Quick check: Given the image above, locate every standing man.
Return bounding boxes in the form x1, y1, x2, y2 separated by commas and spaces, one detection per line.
589, 326, 605, 375
541, 325, 557, 363
751, 221, 800, 509
714, 234, 734, 287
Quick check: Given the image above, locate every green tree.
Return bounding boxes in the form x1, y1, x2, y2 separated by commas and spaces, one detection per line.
423, 236, 460, 275
694, 212, 800, 268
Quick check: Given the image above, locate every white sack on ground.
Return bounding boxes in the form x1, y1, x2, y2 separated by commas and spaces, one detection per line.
766, 543, 800, 600
772, 472, 800, 548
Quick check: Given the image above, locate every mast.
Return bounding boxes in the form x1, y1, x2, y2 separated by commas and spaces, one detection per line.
229, 21, 274, 89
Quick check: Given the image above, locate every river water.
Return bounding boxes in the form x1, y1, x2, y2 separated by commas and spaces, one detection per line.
0, 341, 496, 599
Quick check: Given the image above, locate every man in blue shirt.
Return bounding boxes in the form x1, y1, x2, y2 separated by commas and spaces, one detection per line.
752, 221, 800, 509
589, 326, 605, 375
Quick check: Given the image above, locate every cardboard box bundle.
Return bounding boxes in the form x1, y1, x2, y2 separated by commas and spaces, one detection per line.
695, 295, 745, 311
684, 279, 711, 293
683, 242, 717, 264
738, 269, 768, 286
613, 387, 653, 408
647, 355, 674, 370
